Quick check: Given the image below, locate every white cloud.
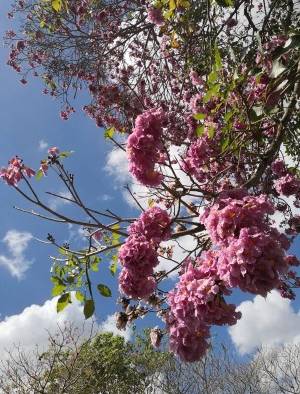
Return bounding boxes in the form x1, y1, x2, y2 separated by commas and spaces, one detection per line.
105, 148, 130, 183
105, 147, 151, 209
38, 139, 48, 151
99, 314, 132, 342
0, 230, 33, 279
229, 291, 300, 354
157, 235, 198, 278
0, 296, 131, 359
48, 190, 73, 210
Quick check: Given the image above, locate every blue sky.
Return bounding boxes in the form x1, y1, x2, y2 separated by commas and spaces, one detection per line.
0, 5, 134, 320
0, 3, 300, 358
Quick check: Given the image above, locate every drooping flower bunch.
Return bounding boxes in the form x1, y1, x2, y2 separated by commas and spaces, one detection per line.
201, 192, 292, 296
127, 108, 167, 186
119, 206, 171, 299
0, 156, 35, 186
167, 251, 241, 362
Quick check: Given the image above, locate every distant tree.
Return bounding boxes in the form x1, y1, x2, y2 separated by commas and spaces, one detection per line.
2, 328, 300, 394
0, 324, 170, 394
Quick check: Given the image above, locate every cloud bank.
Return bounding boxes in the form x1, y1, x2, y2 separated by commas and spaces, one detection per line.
229, 291, 300, 354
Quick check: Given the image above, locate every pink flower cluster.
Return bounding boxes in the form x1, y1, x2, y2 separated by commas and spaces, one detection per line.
118, 207, 171, 299
0, 156, 35, 186
147, 6, 165, 26
275, 174, 300, 196
271, 159, 300, 197
218, 227, 288, 296
182, 137, 215, 183
128, 206, 171, 243
201, 193, 274, 246
127, 108, 166, 187
201, 193, 291, 296
167, 252, 241, 362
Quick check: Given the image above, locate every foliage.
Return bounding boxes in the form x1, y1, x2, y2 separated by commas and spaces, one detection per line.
2, 327, 300, 394
0, 325, 171, 394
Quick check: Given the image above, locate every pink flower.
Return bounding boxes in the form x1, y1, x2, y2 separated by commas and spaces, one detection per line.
218, 227, 288, 296
168, 261, 240, 327
127, 108, 166, 186
189, 70, 203, 86
128, 206, 171, 243
285, 255, 300, 267
201, 194, 274, 246
0, 156, 35, 186
118, 234, 158, 276
118, 268, 156, 299
167, 315, 210, 362
147, 6, 165, 26
275, 174, 300, 196
48, 147, 60, 158
271, 159, 287, 176
92, 230, 103, 241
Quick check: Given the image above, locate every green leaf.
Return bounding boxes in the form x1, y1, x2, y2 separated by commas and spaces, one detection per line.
57, 293, 71, 313
51, 276, 64, 285
110, 263, 117, 276
215, 0, 233, 6
35, 169, 44, 181
196, 125, 205, 137
193, 113, 206, 121
207, 70, 218, 85
169, 0, 176, 11
59, 151, 73, 159
224, 110, 235, 123
58, 247, 69, 256
249, 106, 264, 121
91, 256, 101, 272
214, 45, 222, 71
221, 136, 230, 152
52, 0, 62, 12
207, 125, 215, 139
75, 290, 85, 302
104, 127, 115, 139
97, 284, 112, 297
52, 283, 66, 296
84, 299, 95, 319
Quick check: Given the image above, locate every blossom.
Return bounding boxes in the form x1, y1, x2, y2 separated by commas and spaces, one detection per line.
201, 194, 274, 246
0, 156, 35, 186
218, 227, 288, 296
118, 268, 156, 299
271, 159, 287, 176
189, 70, 203, 86
127, 108, 166, 186
48, 146, 60, 158
147, 6, 165, 26
128, 206, 171, 243
182, 137, 214, 182
275, 174, 300, 196
168, 316, 210, 362
285, 255, 300, 266
168, 261, 240, 327
118, 234, 158, 276
166, 251, 241, 362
